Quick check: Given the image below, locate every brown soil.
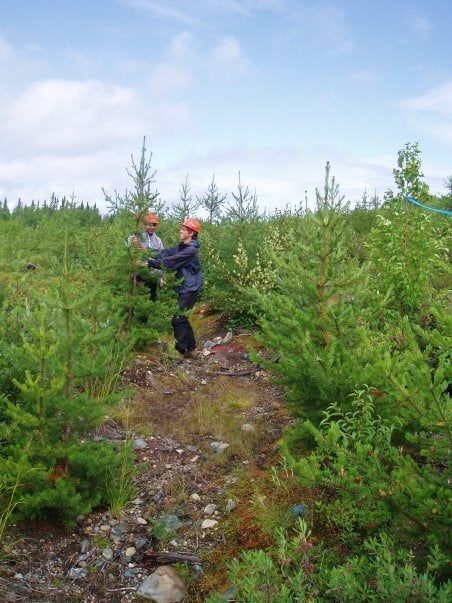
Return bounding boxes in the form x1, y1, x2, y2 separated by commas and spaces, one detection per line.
1, 306, 296, 602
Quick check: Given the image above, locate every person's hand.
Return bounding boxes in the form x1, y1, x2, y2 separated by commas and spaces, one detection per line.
130, 235, 145, 250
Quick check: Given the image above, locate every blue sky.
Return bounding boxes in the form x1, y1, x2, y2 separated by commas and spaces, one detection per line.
0, 0, 451, 213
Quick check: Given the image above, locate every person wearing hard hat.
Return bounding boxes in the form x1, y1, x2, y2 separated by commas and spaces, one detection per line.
128, 212, 164, 302
128, 212, 164, 253
147, 218, 202, 359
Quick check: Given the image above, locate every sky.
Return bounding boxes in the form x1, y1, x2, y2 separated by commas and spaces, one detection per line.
0, 0, 451, 214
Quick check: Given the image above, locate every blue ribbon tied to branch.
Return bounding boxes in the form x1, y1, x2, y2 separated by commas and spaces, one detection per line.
405, 196, 452, 216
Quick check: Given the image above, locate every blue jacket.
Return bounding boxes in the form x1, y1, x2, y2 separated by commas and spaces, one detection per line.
148, 240, 202, 293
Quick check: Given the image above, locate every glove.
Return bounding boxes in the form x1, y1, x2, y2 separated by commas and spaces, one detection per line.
148, 258, 161, 269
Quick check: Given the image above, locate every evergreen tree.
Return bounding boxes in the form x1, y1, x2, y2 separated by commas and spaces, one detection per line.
197, 175, 227, 223
227, 172, 260, 231
103, 139, 171, 343
169, 173, 199, 221
0, 198, 9, 219
104, 137, 164, 226
0, 221, 133, 525
254, 162, 369, 420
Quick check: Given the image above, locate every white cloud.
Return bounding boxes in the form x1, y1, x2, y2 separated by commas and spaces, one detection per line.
123, 0, 284, 22
156, 144, 397, 213
0, 35, 48, 94
64, 48, 99, 76
400, 80, 452, 116
121, 0, 198, 24
0, 79, 192, 158
148, 31, 250, 95
0, 151, 131, 206
208, 36, 251, 78
399, 80, 452, 145
149, 62, 194, 96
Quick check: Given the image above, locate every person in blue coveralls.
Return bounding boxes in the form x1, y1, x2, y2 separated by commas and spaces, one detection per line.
147, 218, 202, 359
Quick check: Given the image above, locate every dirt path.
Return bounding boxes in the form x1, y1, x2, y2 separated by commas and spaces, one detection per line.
1, 307, 294, 602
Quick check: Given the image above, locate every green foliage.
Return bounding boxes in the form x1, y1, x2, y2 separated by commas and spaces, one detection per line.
0, 450, 28, 561
170, 173, 199, 221
253, 164, 370, 420
325, 536, 451, 602
0, 141, 450, 598
105, 440, 136, 518
104, 136, 162, 219
0, 207, 141, 525
366, 204, 439, 318
7, 440, 131, 526
196, 174, 227, 223
201, 218, 274, 322
226, 172, 260, 226
281, 387, 450, 556
391, 141, 430, 201
206, 522, 451, 602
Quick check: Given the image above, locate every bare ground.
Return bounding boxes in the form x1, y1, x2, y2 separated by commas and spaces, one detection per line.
1, 306, 297, 602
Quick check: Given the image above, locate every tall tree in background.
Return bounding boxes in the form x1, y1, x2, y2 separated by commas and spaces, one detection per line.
197, 175, 227, 223
227, 172, 259, 228
104, 137, 163, 230
170, 173, 199, 221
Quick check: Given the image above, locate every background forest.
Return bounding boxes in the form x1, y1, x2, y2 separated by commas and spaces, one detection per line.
0, 142, 451, 600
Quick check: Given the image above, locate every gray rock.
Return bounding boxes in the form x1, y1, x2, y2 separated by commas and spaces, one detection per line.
102, 547, 114, 560
202, 340, 216, 349
158, 514, 182, 532
110, 522, 128, 539
203, 503, 217, 515
221, 331, 233, 344
80, 539, 90, 554
153, 489, 165, 503
124, 568, 139, 578
134, 537, 148, 550
241, 423, 255, 432
137, 565, 187, 602
133, 437, 148, 450
225, 499, 236, 513
67, 567, 87, 580
210, 441, 230, 453
137, 516, 148, 525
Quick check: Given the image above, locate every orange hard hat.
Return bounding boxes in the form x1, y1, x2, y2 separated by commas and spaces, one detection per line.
143, 212, 159, 224
182, 218, 201, 233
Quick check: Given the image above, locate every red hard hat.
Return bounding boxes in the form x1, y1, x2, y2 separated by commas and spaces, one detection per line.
143, 212, 159, 224
182, 218, 201, 233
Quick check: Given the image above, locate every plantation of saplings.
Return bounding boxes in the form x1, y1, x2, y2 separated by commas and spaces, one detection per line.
0, 142, 450, 601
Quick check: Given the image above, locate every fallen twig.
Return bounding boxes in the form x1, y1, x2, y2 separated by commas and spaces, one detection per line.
143, 550, 203, 565
217, 369, 254, 376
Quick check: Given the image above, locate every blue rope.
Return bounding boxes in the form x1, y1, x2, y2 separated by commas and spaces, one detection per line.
405, 196, 452, 216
